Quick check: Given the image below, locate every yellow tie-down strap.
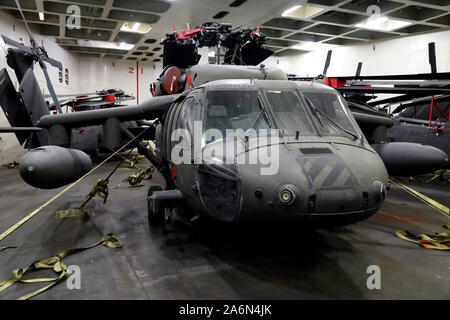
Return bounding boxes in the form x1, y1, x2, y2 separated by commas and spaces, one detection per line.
0, 233, 123, 300
390, 178, 449, 219
55, 209, 95, 219
395, 230, 450, 251
0, 128, 148, 242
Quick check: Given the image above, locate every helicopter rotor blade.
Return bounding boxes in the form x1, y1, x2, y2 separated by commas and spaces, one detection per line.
39, 60, 62, 114
44, 56, 62, 70
13, 0, 36, 45
1, 35, 33, 55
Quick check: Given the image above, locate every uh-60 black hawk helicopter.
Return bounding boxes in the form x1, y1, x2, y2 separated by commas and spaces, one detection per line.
0, 0, 146, 157
14, 22, 396, 229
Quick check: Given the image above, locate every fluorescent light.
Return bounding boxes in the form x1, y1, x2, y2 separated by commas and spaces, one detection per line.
38, 12, 44, 21
355, 16, 411, 31
120, 22, 152, 34
76, 39, 134, 50
282, 5, 301, 17
290, 42, 337, 52
282, 5, 324, 19
131, 22, 141, 32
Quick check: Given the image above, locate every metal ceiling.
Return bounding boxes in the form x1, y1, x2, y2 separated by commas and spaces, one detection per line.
0, 0, 449, 62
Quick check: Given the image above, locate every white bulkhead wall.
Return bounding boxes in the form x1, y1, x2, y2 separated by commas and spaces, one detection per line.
264, 29, 450, 78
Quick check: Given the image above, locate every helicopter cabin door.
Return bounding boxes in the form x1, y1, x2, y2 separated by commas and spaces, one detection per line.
170, 92, 201, 198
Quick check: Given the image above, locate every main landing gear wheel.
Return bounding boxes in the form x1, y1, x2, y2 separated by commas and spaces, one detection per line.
147, 185, 164, 225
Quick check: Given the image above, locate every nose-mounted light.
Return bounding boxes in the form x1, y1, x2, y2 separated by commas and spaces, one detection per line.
279, 186, 296, 206
373, 180, 387, 202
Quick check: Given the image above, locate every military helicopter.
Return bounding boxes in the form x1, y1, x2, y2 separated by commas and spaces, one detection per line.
289, 45, 450, 176
388, 99, 450, 165
15, 22, 393, 230
0, 0, 146, 156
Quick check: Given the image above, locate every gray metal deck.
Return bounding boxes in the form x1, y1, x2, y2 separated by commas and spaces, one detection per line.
0, 161, 449, 299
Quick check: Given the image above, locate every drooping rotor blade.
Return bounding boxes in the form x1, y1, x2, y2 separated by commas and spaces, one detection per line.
322, 50, 332, 76
338, 86, 450, 95
38, 94, 180, 128
1, 35, 33, 55
393, 95, 450, 113
429, 42, 437, 74
0, 127, 42, 133
355, 62, 363, 77
14, 0, 36, 45
39, 60, 62, 114
326, 72, 450, 81
44, 56, 62, 70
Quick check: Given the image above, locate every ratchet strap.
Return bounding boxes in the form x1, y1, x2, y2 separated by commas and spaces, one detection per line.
0, 128, 148, 242
113, 165, 154, 189
391, 178, 449, 250
0, 233, 123, 300
395, 230, 450, 251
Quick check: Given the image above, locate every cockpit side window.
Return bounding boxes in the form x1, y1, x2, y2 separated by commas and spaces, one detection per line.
302, 92, 357, 138
170, 96, 197, 156
176, 97, 196, 134
265, 90, 315, 136
203, 90, 270, 145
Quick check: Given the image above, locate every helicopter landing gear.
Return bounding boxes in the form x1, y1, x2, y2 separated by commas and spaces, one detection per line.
147, 185, 164, 225
147, 186, 184, 226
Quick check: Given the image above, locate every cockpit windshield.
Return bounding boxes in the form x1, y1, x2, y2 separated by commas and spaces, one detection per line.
303, 92, 358, 139
265, 90, 315, 136
203, 90, 270, 145
202, 88, 358, 145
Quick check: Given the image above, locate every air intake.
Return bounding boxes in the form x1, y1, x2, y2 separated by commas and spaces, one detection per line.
299, 148, 333, 155
229, 0, 247, 7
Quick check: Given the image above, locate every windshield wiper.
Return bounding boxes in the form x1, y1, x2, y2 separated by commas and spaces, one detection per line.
244, 96, 270, 139
305, 96, 324, 127
305, 96, 359, 141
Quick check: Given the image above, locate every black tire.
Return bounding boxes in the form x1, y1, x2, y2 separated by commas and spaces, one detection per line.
147, 185, 164, 225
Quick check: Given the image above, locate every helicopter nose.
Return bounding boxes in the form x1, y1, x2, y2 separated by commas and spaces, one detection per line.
237, 142, 388, 225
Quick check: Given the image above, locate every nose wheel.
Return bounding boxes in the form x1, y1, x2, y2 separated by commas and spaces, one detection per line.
147, 185, 164, 225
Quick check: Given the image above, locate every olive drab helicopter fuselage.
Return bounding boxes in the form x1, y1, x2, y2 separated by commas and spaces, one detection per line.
22, 70, 389, 228
147, 79, 389, 226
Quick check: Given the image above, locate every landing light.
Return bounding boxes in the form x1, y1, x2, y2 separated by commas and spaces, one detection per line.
279, 186, 296, 206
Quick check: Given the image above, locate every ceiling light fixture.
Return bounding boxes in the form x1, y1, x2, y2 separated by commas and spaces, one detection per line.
355, 16, 412, 31
131, 22, 141, 32
282, 5, 301, 16
290, 41, 337, 52
76, 39, 134, 51
282, 5, 324, 19
38, 12, 44, 21
120, 22, 152, 34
